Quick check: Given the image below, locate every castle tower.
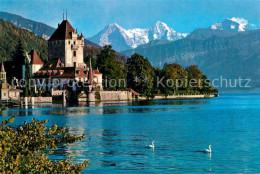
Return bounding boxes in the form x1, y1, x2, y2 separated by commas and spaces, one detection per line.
48, 19, 85, 68
0, 62, 6, 83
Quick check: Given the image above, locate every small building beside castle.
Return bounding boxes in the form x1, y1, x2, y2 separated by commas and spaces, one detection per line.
0, 63, 21, 100
22, 49, 44, 79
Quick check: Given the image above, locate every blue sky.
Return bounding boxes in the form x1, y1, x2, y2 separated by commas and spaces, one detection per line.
0, 0, 259, 37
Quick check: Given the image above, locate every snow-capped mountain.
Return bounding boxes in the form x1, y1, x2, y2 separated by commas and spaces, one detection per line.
88, 21, 188, 51
210, 17, 255, 32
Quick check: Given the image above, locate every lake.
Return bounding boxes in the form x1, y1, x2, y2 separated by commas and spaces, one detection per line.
1, 94, 260, 173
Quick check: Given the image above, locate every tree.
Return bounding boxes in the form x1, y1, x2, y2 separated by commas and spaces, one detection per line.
96, 45, 125, 90
185, 65, 216, 94
185, 65, 203, 91
153, 68, 164, 95
0, 117, 88, 173
24, 61, 32, 96
162, 63, 187, 94
125, 53, 155, 98
84, 54, 97, 69
6, 39, 27, 81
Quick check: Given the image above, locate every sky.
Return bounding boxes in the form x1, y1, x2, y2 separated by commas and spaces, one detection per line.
0, 0, 259, 37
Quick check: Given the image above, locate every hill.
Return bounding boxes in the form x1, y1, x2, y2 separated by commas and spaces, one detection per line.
0, 11, 55, 40
0, 19, 48, 62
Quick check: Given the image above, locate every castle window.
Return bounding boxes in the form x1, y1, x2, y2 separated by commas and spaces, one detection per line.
74, 41, 76, 45
73, 51, 76, 57
68, 41, 70, 44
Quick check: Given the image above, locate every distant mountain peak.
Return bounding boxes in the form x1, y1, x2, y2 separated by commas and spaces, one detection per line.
210, 17, 254, 32
229, 17, 247, 24
89, 21, 188, 51
108, 23, 121, 28
154, 21, 168, 27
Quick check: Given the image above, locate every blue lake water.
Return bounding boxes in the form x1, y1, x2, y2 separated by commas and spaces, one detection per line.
1, 94, 260, 173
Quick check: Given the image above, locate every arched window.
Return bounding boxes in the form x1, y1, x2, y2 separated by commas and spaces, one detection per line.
73, 51, 76, 57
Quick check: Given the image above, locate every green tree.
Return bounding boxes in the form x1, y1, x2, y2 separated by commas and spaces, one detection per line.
96, 45, 125, 90
162, 63, 187, 95
6, 40, 27, 81
84, 54, 97, 69
0, 117, 88, 173
24, 61, 32, 96
125, 53, 155, 98
185, 65, 203, 91
185, 65, 218, 94
153, 67, 164, 96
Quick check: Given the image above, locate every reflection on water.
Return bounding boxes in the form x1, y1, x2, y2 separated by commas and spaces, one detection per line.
1, 94, 260, 173
3, 99, 207, 117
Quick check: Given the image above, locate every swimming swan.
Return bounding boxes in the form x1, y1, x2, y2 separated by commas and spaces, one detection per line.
204, 145, 212, 153
149, 141, 155, 148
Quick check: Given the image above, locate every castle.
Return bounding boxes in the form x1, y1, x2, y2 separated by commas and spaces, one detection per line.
18, 16, 139, 102
31, 18, 102, 92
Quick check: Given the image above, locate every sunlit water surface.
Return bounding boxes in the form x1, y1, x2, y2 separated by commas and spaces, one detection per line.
1, 94, 260, 173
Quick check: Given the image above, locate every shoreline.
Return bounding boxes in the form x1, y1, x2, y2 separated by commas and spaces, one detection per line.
0, 94, 216, 107
139, 94, 216, 101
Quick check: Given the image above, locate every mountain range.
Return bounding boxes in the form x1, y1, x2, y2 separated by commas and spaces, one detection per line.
89, 17, 256, 51
123, 28, 260, 90
88, 21, 188, 51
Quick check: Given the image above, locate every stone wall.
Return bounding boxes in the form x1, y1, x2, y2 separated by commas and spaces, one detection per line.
99, 91, 132, 101
23, 97, 52, 103
0, 89, 20, 100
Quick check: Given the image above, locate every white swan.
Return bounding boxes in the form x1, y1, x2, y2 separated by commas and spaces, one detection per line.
204, 145, 212, 153
149, 141, 155, 148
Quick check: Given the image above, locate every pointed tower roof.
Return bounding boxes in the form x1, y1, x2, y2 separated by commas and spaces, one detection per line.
1, 62, 5, 72
88, 58, 94, 85
49, 20, 75, 41
30, 49, 44, 65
